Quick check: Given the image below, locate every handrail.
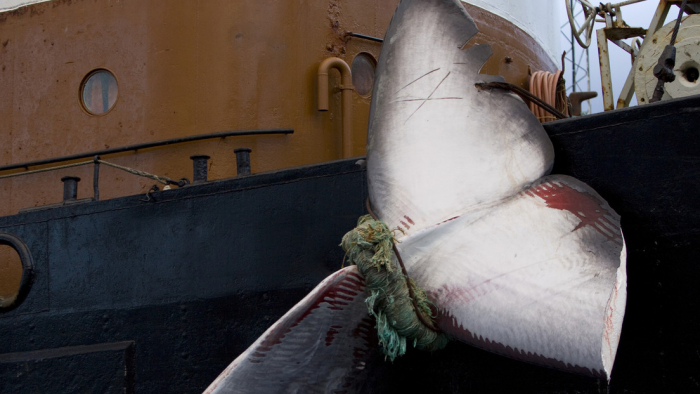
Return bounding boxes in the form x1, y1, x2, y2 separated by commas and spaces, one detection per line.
0, 128, 293, 173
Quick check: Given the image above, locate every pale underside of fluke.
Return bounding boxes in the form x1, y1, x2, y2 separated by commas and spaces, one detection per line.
203, 267, 378, 394
203, 0, 627, 392
367, 0, 626, 379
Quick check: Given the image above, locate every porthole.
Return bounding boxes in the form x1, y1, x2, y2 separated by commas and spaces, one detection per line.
0, 233, 34, 312
80, 69, 118, 115
351, 53, 377, 98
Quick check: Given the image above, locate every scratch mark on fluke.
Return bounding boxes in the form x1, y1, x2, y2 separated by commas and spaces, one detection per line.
395, 68, 441, 94
405, 71, 452, 123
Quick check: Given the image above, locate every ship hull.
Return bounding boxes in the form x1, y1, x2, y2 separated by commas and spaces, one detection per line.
1, 96, 699, 393
0, 0, 557, 217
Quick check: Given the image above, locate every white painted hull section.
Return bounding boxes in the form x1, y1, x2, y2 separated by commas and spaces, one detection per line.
464, 0, 562, 64
0, 0, 48, 13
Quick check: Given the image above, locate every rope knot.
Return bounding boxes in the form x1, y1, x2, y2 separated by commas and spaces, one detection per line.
341, 215, 449, 361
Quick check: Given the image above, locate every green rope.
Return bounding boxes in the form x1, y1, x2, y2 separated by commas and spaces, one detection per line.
341, 215, 449, 361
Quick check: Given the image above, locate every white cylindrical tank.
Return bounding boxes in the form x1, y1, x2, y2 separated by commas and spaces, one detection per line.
466, 0, 563, 64
0, 0, 49, 12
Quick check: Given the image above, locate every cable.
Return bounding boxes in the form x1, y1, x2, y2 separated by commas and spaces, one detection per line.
650, 0, 688, 103
476, 81, 567, 120
528, 70, 570, 122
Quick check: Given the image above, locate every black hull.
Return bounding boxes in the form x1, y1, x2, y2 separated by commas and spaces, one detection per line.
1, 97, 699, 393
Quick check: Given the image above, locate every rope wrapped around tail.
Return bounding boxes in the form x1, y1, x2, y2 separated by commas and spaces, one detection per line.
341, 215, 449, 361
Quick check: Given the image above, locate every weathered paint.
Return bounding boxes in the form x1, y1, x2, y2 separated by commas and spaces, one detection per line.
466, 0, 562, 64
463, 3, 557, 89
0, 0, 395, 216
0, 0, 558, 314
635, 14, 700, 104
597, 29, 615, 111
0, 0, 556, 219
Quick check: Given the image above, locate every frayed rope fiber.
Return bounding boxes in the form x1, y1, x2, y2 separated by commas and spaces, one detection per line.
341, 215, 449, 361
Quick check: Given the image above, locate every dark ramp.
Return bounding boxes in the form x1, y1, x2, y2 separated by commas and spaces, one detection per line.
544, 95, 700, 394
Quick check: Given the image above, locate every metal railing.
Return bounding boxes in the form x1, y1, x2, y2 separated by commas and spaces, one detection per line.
0, 129, 292, 173
0, 128, 293, 204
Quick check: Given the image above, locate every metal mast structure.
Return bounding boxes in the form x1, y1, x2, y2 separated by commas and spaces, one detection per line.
561, 0, 593, 114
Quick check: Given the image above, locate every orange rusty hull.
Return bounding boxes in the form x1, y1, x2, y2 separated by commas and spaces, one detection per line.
0, 0, 555, 299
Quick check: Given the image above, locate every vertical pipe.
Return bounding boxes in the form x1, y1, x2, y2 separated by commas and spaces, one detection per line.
586, 45, 591, 114
617, 63, 637, 109
341, 86, 353, 159
61, 176, 80, 202
234, 148, 252, 176
190, 155, 211, 183
597, 29, 615, 111
317, 57, 354, 159
93, 155, 100, 201
570, 0, 576, 93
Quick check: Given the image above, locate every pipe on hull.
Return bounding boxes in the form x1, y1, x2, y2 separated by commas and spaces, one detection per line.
318, 57, 355, 159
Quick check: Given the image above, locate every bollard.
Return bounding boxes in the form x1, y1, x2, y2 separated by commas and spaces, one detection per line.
190, 155, 211, 184
234, 148, 252, 176
61, 176, 81, 202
